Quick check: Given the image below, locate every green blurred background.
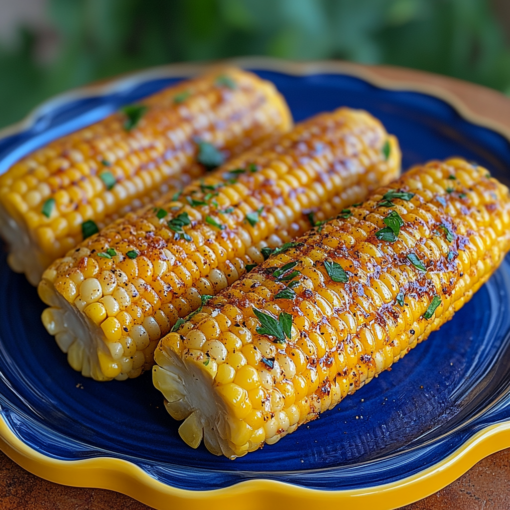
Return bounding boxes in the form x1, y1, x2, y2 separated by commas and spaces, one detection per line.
1, 0, 509, 129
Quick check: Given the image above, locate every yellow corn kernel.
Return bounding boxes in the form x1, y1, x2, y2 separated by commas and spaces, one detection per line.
101, 317, 122, 342
84, 302, 107, 325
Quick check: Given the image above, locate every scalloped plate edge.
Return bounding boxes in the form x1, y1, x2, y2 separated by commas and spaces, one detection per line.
1, 57, 510, 510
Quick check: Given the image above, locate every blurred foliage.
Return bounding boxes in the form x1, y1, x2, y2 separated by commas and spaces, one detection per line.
0, 0, 509, 128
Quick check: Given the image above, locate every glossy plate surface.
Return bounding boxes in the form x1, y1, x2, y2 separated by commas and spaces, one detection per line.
1, 59, 510, 509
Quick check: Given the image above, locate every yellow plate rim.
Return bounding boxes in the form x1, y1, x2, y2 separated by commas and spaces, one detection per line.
1, 57, 510, 510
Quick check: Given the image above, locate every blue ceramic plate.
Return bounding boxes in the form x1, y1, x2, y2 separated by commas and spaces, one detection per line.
1, 59, 510, 510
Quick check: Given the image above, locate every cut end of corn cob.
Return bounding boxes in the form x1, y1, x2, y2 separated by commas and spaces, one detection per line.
0, 67, 292, 285
153, 158, 510, 458
39, 107, 400, 381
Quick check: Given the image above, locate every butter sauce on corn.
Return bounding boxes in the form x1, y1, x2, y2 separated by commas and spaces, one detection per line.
39, 108, 401, 381
153, 159, 510, 458
0, 67, 292, 284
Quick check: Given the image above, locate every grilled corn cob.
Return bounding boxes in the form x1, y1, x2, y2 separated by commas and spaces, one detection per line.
38, 108, 401, 381
0, 67, 292, 284
153, 158, 510, 458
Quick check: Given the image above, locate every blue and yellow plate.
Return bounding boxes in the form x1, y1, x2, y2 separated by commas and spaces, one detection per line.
1, 59, 510, 510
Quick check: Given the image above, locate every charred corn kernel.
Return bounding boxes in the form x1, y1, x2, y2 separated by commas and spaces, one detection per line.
40, 108, 400, 382
1, 67, 292, 285
154, 159, 510, 458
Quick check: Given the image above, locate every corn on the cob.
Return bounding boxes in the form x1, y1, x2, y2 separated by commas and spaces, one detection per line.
153, 158, 510, 458
0, 67, 292, 285
38, 108, 401, 382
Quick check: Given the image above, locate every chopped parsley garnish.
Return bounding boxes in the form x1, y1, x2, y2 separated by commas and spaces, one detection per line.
396, 291, 405, 306
175, 232, 193, 242
98, 248, 117, 259
101, 159, 111, 167
246, 207, 264, 227
204, 192, 219, 202
219, 207, 234, 214
196, 140, 225, 170
352, 202, 363, 207
126, 250, 138, 259
246, 263, 257, 272
248, 163, 258, 173
216, 74, 237, 89
171, 190, 182, 201
448, 175, 457, 180
383, 190, 415, 201
261, 242, 302, 260
324, 260, 348, 283
375, 210, 404, 242
170, 294, 213, 333
121, 104, 148, 131
155, 208, 168, 219
279, 270, 300, 282
170, 318, 186, 333
423, 295, 441, 320
253, 309, 292, 343
187, 196, 208, 207
206, 215, 225, 230
378, 199, 394, 208
307, 211, 326, 231
174, 90, 191, 104
458, 193, 467, 199
337, 209, 352, 219
382, 140, 391, 160
273, 261, 298, 279
226, 177, 238, 185
446, 187, 454, 193
438, 224, 454, 242
486, 173, 491, 178
407, 253, 427, 272
41, 198, 55, 218
274, 287, 296, 300
82, 220, 99, 240
168, 212, 191, 235
99, 171, 116, 190
437, 196, 447, 207
200, 182, 223, 192
225, 168, 246, 175
203, 357, 210, 366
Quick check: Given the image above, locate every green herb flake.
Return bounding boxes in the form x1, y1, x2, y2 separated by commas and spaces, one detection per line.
486, 173, 491, 178
378, 199, 394, 207
254, 309, 292, 343
187, 196, 208, 207
446, 187, 454, 193
375, 227, 397, 242
82, 220, 99, 240
383, 190, 415, 201
203, 357, 210, 366
219, 207, 234, 214
248, 164, 258, 173
261, 242, 302, 260
175, 232, 193, 242
97, 248, 117, 259
225, 168, 246, 176
246, 206, 264, 227
206, 215, 225, 230
382, 140, 391, 160
121, 104, 148, 131
101, 159, 111, 167
438, 224, 454, 242
352, 202, 363, 207
167, 212, 191, 235
41, 198, 55, 218
171, 190, 182, 201
126, 250, 138, 259
337, 209, 352, 219
396, 291, 405, 306
384, 210, 404, 235
204, 192, 219, 202
170, 318, 186, 333
226, 178, 238, 185
407, 253, 427, 272
246, 263, 257, 272
324, 260, 348, 283
458, 193, 467, 199
216, 74, 237, 89
97, 252, 112, 259
196, 140, 225, 170
280, 270, 300, 282
174, 90, 191, 104
273, 261, 298, 279
274, 288, 296, 300
448, 175, 456, 180
99, 171, 116, 191
156, 208, 168, 219
423, 295, 442, 320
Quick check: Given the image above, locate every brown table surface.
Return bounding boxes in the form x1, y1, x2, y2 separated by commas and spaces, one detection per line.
1, 59, 510, 510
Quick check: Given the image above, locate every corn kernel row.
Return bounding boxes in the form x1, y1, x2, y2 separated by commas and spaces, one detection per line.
154, 159, 510, 458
